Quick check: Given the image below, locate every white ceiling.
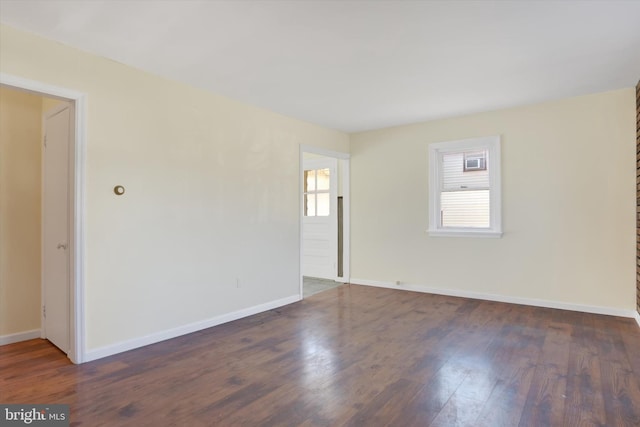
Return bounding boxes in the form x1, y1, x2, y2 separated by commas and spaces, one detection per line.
1, 1, 639, 132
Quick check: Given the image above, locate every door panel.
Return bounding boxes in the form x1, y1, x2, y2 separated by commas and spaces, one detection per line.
302, 157, 337, 280
43, 106, 70, 353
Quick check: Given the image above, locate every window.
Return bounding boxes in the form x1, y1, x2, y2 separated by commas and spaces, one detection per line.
428, 136, 502, 237
304, 167, 331, 216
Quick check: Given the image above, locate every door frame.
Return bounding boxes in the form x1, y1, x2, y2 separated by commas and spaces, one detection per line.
1, 73, 87, 364
299, 145, 350, 298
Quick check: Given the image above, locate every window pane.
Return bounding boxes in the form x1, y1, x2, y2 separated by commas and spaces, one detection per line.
304, 170, 316, 192
316, 168, 330, 191
316, 193, 330, 216
304, 194, 316, 216
442, 151, 489, 191
441, 189, 490, 228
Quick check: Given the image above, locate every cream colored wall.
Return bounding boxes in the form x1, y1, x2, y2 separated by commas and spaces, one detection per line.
0, 86, 42, 336
351, 89, 636, 311
42, 97, 66, 114
0, 24, 349, 351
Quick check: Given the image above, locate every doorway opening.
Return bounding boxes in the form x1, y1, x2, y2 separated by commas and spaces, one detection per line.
0, 74, 86, 364
300, 145, 350, 298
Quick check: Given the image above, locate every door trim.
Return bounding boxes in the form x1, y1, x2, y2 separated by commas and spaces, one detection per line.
299, 145, 350, 298
1, 73, 87, 364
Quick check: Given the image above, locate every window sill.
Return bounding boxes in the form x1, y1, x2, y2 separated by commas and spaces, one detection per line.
427, 229, 503, 238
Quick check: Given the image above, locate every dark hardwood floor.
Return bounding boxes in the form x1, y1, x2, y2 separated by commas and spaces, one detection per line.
2, 284, 640, 426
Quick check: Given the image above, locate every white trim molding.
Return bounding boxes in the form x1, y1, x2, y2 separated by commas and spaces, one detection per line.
427, 230, 502, 238
85, 294, 301, 362
350, 278, 637, 319
0, 329, 41, 346
635, 311, 640, 328
1, 73, 87, 364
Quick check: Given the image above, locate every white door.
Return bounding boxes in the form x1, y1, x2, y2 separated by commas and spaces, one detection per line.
43, 105, 71, 353
302, 157, 337, 280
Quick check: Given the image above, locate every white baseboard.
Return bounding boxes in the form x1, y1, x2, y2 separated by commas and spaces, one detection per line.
634, 311, 640, 328
85, 294, 301, 362
0, 329, 41, 346
350, 278, 637, 319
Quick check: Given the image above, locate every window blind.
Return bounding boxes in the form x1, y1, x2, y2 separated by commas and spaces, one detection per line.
440, 151, 490, 228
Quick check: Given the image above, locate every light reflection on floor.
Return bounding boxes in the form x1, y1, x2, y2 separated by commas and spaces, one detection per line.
302, 335, 338, 393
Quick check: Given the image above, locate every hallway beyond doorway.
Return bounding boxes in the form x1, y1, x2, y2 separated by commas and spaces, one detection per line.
303, 276, 343, 298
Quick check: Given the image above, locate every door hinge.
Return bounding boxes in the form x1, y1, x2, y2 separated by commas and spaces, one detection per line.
43, 305, 46, 319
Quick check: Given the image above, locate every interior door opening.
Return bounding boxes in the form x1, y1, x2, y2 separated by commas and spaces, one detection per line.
0, 74, 85, 364
0, 86, 71, 354
300, 147, 350, 298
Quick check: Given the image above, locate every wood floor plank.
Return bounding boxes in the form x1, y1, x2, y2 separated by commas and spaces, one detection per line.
1, 284, 639, 426
420, 301, 512, 426
619, 318, 640, 376
429, 369, 497, 427
518, 320, 571, 427
562, 312, 607, 426
594, 315, 640, 427
342, 378, 426, 427
474, 357, 537, 427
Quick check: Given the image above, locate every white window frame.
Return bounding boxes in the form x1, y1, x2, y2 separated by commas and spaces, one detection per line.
428, 135, 502, 238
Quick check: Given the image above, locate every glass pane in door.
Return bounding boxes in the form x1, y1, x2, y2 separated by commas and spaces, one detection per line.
316, 168, 330, 190
316, 193, 330, 216
304, 194, 316, 216
304, 170, 316, 192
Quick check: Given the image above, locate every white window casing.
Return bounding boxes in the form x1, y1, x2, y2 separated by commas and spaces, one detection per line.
428, 135, 502, 238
